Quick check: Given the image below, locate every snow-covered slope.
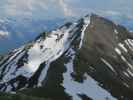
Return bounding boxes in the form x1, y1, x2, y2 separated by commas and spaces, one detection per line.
0, 15, 90, 92
0, 14, 133, 100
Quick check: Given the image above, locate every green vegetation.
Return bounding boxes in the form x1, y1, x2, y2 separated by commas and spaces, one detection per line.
40, 32, 50, 39
20, 55, 70, 100
0, 92, 50, 100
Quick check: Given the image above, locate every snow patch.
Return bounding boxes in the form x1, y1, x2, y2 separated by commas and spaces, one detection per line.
114, 29, 118, 34
79, 15, 90, 48
101, 58, 116, 73
125, 39, 133, 50
115, 48, 121, 55
127, 68, 133, 77
62, 48, 116, 100
121, 55, 133, 70
118, 43, 128, 52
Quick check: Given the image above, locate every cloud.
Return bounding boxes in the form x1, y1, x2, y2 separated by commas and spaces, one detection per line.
58, 0, 74, 16
4, 0, 34, 16
2, 0, 133, 20
1, 0, 77, 19
3, 0, 50, 17
0, 30, 9, 36
1, 0, 133, 18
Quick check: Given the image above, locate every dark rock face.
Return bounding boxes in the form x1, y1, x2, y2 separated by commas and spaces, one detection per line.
78, 14, 133, 99
1, 14, 133, 100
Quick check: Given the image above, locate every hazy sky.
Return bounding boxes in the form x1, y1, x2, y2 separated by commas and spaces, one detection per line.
0, 0, 133, 20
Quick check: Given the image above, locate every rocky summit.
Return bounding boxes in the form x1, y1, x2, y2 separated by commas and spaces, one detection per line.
0, 14, 133, 100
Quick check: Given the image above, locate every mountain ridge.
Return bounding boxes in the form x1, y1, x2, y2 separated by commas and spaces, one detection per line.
0, 14, 133, 100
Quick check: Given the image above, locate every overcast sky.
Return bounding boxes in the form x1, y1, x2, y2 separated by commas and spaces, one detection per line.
0, 0, 133, 20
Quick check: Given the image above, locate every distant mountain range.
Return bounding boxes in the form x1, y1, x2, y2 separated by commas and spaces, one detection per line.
0, 17, 69, 54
